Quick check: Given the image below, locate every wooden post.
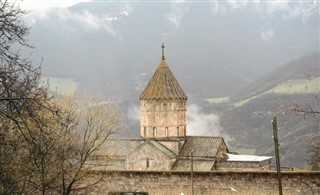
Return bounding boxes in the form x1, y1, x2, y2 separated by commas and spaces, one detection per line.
191, 151, 194, 195
272, 117, 283, 195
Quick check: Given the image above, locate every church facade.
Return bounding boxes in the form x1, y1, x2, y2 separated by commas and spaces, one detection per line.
89, 44, 272, 172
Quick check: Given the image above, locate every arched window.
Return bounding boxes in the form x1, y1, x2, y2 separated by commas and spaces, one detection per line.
165, 127, 168, 137
177, 127, 179, 136
153, 127, 157, 137
146, 158, 150, 168
143, 127, 146, 137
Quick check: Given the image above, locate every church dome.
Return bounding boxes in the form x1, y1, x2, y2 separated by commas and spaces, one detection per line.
140, 45, 187, 101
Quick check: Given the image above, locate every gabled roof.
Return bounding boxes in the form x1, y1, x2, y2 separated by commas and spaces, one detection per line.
149, 140, 177, 159
140, 58, 187, 101
94, 139, 143, 157
94, 137, 228, 159
179, 136, 227, 158
127, 140, 177, 159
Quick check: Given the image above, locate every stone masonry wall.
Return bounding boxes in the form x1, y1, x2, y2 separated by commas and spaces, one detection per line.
140, 100, 186, 138
216, 160, 271, 171
81, 171, 320, 195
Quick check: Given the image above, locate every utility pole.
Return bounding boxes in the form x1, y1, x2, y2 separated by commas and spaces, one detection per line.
272, 116, 283, 195
191, 151, 194, 195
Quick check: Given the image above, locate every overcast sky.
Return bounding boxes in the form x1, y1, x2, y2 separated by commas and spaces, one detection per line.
17, 0, 88, 10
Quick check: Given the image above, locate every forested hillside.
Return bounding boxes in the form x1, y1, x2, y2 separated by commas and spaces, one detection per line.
208, 53, 320, 168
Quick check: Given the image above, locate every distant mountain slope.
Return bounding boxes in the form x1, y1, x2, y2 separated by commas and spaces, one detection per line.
210, 52, 320, 168
230, 52, 320, 102
23, 2, 319, 101
219, 93, 318, 168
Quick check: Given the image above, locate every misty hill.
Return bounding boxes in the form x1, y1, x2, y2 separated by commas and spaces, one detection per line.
219, 93, 318, 168
22, 2, 319, 168
230, 52, 320, 102
206, 53, 320, 168
23, 1, 319, 102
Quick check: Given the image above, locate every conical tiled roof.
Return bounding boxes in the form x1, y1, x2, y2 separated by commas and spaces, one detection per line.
140, 57, 187, 101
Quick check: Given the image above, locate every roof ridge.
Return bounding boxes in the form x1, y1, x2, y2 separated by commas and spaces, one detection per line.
149, 140, 177, 159
107, 138, 143, 141
186, 136, 224, 139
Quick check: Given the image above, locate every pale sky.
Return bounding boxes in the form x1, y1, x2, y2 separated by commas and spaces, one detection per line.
17, 0, 88, 10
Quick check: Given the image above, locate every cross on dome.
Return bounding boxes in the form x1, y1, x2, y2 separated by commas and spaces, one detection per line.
161, 43, 165, 60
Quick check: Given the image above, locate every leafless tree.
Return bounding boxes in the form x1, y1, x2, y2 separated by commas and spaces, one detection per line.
288, 96, 320, 119
287, 96, 320, 170
0, 0, 53, 126
1, 1, 122, 194
308, 134, 320, 170
0, 0, 57, 193
17, 96, 121, 195
56, 96, 121, 195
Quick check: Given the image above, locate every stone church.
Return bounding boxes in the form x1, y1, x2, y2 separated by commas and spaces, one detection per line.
89, 44, 272, 172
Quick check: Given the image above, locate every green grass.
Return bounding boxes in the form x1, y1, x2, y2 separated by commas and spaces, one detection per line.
206, 95, 258, 107
41, 77, 79, 95
232, 96, 257, 107
205, 96, 230, 104
205, 78, 319, 107
266, 78, 319, 94
232, 78, 319, 107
